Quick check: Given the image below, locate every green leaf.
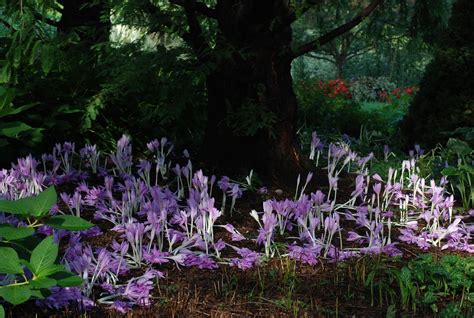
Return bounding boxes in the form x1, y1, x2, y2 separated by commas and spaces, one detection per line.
30, 277, 57, 289
13, 46, 22, 68
30, 236, 58, 277
30, 288, 50, 300
0, 304, 4, 318
45, 215, 94, 231
0, 247, 23, 274
0, 122, 33, 137
40, 44, 55, 75
29, 41, 42, 65
0, 224, 34, 241
0, 64, 11, 84
447, 138, 472, 156
459, 164, 474, 174
441, 166, 461, 177
0, 186, 57, 217
0, 102, 38, 118
0, 87, 15, 110
50, 271, 83, 287
0, 285, 31, 305
33, 264, 64, 277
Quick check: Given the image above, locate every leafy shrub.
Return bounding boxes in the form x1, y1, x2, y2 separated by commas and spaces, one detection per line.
402, 0, 474, 148
0, 86, 42, 150
441, 138, 474, 210
295, 78, 365, 136
364, 254, 474, 314
350, 76, 396, 102
0, 187, 93, 313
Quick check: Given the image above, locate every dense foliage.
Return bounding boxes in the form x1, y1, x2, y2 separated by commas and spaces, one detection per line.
402, 0, 474, 148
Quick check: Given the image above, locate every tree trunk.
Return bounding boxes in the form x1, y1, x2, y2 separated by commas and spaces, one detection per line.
200, 1, 308, 180
335, 55, 346, 79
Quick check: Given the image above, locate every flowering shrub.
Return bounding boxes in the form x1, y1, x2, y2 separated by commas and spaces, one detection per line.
350, 76, 396, 102
378, 86, 416, 104
318, 79, 352, 100
296, 78, 365, 136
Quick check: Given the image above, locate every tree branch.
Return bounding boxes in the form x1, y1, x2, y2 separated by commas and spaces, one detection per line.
291, 0, 384, 59
306, 53, 336, 63
179, 2, 212, 62
169, 0, 217, 19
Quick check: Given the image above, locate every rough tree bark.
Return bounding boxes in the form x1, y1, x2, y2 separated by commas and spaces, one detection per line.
201, 1, 303, 179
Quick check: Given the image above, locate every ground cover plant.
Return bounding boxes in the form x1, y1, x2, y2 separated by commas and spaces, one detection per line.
0, 132, 473, 317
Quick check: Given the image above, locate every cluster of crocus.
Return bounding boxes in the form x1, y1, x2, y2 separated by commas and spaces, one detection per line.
0, 135, 253, 312
248, 131, 473, 266
0, 131, 472, 313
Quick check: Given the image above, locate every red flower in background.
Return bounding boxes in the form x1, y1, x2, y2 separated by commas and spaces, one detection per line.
391, 87, 402, 99
404, 86, 414, 95
320, 79, 352, 100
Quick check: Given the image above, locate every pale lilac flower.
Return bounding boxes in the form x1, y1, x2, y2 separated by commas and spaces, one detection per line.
230, 247, 262, 270
287, 243, 320, 265
111, 301, 132, 313
184, 253, 218, 269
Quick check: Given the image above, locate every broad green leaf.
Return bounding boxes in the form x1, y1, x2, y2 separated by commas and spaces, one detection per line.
0, 64, 11, 84
459, 164, 474, 174
0, 285, 31, 305
51, 271, 83, 287
0, 87, 15, 110
29, 41, 42, 65
0, 304, 4, 318
447, 138, 472, 156
0, 102, 38, 118
0, 224, 34, 241
45, 215, 94, 231
400, 267, 411, 284
0, 247, 23, 274
0, 122, 33, 137
40, 44, 55, 75
33, 264, 64, 277
13, 46, 22, 68
30, 236, 58, 277
30, 277, 57, 289
30, 288, 50, 299
0, 186, 57, 217
441, 166, 461, 177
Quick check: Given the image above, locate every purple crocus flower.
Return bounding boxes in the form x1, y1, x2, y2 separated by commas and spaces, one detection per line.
111, 301, 132, 313
222, 224, 246, 241
230, 247, 262, 270
287, 243, 321, 265
143, 248, 169, 264
184, 253, 218, 269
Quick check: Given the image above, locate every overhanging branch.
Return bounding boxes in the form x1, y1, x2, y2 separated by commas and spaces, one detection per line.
306, 53, 336, 63
178, 1, 212, 62
291, 0, 384, 59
